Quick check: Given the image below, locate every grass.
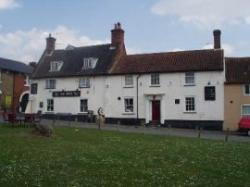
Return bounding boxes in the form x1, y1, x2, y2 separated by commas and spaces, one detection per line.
0, 126, 250, 187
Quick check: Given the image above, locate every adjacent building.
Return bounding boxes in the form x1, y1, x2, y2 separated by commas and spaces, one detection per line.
0, 57, 33, 113
224, 58, 250, 131
28, 23, 225, 130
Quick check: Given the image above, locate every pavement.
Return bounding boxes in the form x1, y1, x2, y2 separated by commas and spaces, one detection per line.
41, 119, 250, 143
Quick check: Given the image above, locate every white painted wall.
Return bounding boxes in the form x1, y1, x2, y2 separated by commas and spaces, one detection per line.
29, 71, 224, 123
103, 72, 224, 123
29, 76, 106, 115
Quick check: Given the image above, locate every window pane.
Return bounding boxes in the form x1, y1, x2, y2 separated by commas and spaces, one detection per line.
245, 85, 250, 94
46, 79, 56, 89
185, 97, 195, 112
31, 83, 38, 94
47, 99, 54, 111
79, 78, 90, 88
185, 72, 195, 85
205, 86, 216, 101
151, 74, 160, 85
125, 75, 133, 86
242, 105, 250, 116
125, 98, 134, 112
80, 99, 88, 112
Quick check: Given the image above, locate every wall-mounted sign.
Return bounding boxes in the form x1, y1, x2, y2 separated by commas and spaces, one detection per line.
52, 90, 81, 97
5, 96, 12, 108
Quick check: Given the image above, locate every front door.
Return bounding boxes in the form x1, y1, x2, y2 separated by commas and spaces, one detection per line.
20, 94, 29, 113
152, 100, 160, 124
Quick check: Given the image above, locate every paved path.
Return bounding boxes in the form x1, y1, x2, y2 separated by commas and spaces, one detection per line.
41, 119, 250, 143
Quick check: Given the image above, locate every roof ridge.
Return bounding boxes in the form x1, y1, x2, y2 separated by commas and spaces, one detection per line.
226, 57, 250, 59
0, 57, 26, 65
126, 49, 223, 57
74, 43, 111, 50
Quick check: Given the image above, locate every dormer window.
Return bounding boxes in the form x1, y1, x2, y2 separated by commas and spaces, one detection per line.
50, 61, 63, 72
82, 58, 98, 70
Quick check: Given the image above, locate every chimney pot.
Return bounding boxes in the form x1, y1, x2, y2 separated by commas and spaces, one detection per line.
213, 29, 221, 49
111, 22, 124, 46
46, 33, 56, 54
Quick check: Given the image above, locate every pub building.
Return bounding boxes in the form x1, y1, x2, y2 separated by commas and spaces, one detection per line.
28, 23, 226, 130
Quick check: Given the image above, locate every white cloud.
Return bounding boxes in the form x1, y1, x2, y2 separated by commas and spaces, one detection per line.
202, 43, 234, 56
0, 26, 108, 63
152, 0, 250, 28
126, 47, 141, 54
0, 0, 19, 10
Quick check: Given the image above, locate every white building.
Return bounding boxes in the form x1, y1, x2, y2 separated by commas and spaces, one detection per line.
28, 23, 225, 130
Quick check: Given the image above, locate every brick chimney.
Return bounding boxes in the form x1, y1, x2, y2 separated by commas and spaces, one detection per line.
213, 29, 221, 49
46, 33, 56, 53
111, 22, 124, 46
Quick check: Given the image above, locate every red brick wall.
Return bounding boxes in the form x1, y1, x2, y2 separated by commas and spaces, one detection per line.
13, 73, 29, 112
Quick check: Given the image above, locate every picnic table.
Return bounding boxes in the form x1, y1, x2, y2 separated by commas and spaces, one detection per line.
3, 112, 41, 127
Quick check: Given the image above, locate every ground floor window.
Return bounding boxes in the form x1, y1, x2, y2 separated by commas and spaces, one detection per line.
124, 98, 134, 113
47, 99, 54, 111
80, 99, 88, 112
185, 97, 195, 112
242, 105, 250, 116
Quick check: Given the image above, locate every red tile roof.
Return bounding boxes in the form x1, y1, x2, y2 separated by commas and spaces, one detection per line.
225, 57, 250, 84
111, 49, 224, 74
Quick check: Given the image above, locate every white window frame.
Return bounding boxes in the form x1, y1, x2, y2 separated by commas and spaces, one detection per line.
24, 75, 30, 86
241, 104, 250, 116
47, 99, 54, 112
124, 75, 133, 87
124, 97, 134, 113
31, 83, 38, 95
185, 72, 195, 86
244, 84, 250, 96
151, 73, 160, 86
82, 58, 98, 70
79, 77, 90, 88
184, 96, 196, 113
45, 79, 56, 89
50, 61, 63, 72
80, 99, 88, 113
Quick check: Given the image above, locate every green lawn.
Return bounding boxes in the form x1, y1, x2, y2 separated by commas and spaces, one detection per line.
0, 126, 250, 187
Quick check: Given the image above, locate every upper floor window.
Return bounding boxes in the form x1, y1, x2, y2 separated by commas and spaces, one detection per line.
82, 58, 98, 70
204, 86, 216, 101
31, 83, 38, 94
244, 84, 250, 95
79, 77, 90, 88
185, 72, 195, 85
151, 74, 160, 86
24, 75, 30, 86
50, 61, 63, 72
125, 75, 133, 87
45, 79, 56, 89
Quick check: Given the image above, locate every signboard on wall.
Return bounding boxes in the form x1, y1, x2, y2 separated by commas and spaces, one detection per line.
5, 95, 12, 108
52, 90, 81, 97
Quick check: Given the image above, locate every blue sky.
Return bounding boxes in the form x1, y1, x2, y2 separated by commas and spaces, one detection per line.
0, 0, 250, 63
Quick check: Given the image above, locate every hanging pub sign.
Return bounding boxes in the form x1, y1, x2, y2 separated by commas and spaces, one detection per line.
52, 90, 81, 97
